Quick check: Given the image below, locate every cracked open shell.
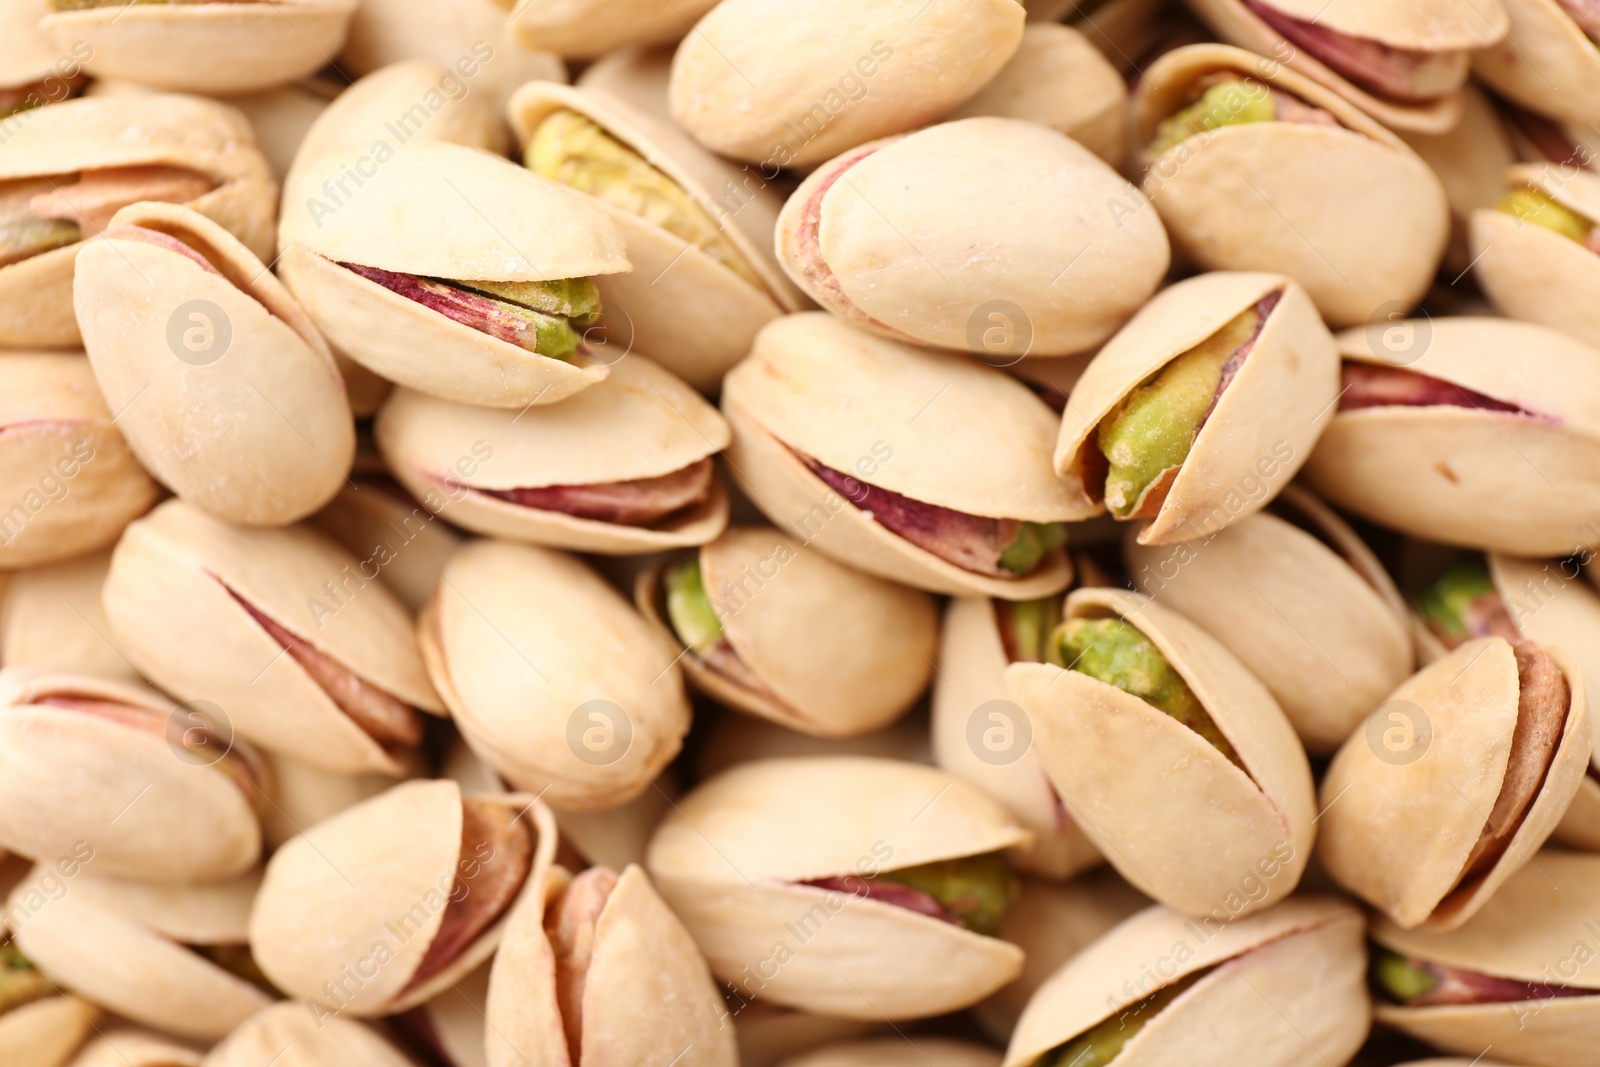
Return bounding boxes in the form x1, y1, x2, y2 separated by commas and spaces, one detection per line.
306, 478, 461, 614
0, 667, 263, 882
375, 357, 729, 554
0, 550, 137, 682
636, 526, 938, 738
0, 0, 84, 112
0, 355, 158, 571
1302, 317, 1600, 556
508, 81, 806, 392
1124, 484, 1414, 753
1005, 589, 1316, 918
780, 1039, 1001, 1067
66, 1029, 203, 1067
1371, 851, 1600, 1067
277, 139, 629, 410
645, 756, 1031, 1021
0, 93, 275, 348
202, 1001, 422, 1067
508, 0, 716, 59
419, 540, 690, 812
0, 990, 98, 1067
102, 499, 446, 776
1476, 0, 1600, 125
250, 779, 557, 1017
775, 118, 1168, 359
483, 862, 736, 1067
722, 313, 1085, 600
1054, 272, 1338, 545
1400, 85, 1518, 275
1318, 637, 1591, 930
1002, 897, 1368, 1067
667, 0, 1025, 167
75, 201, 354, 526
1133, 45, 1450, 328
8, 866, 270, 1042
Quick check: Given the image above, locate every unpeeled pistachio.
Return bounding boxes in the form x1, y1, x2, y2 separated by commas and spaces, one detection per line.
0, 0, 85, 118
775, 117, 1168, 359
778, 1039, 1002, 1067
201, 1001, 421, 1067
1476, 0, 1600, 125
0, 987, 98, 1067
723, 1003, 877, 1067
306, 478, 462, 614
217, 79, 339, 183
405, 962, 489, 1067
509, 0, 716, 59
1400, 85, 1519, 274
645, 756, 1031, 1020
668, 0, 1024, 167
575, 45, 673, 122
637, 526, 938, 738
66, 1028, 203, 1067
257, 750, 417, 850
0, 550, 135, 682
102, 499, 447, 776
692, 704, 933, 782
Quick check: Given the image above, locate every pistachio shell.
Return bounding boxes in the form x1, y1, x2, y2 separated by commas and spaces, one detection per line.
1006, 589, 1316, 917
725, 1004, 877, 1067
509, 0, 715, 58
218, 81, 336, 183
201, 1001, 421, 1067
1401, 85, 1518, 275
0, 668, 263, 881
1002, 897, 1368, 1067
1123, 485, 1414, 752
778, 1039, 1001, 1067
1557, 776, 1600, 851
374, 358, 730, 554
722, 313, 1081, 599
419, 540, 690, 811
1055, 272, 1338, 544
0, 551, 137, 682
576, 46, 673, 122
1303, 317, 1600, 556
693, 706, 933, 782
1318, 638, 1591, 929
930, 596, 1104, 880
257, 751, 413, 850
1134, 45, 1451, 327
415, 962, 489, 1067
776, 118, 1168, 358
636, 526, 938, 738
306, 479, 462, 614
8, 866, 270, 1042
67, 1029, 204, 1067
102, 499, 445, 776
0, 995, 99, 1067
645, 756, 1030, 1020
0, 0, 61, 89
1069, 0, 1173, 73
668, 0, 1024, 166
1476, 0, 1600, 125
1372, 851, 1600, 1066
250, 779, 557, 1016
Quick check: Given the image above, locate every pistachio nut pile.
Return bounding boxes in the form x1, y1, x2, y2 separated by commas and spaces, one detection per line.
7, 0, 1600, 1065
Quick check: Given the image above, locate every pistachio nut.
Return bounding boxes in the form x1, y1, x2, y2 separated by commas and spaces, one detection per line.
1476, 0, 1600, 125
375, 358, 730, 555
722, 313, 1084, 599
257, 750, 417, 850
1133, 45, 1451, 328
1185, 0, 1508, 133
508, 0, 716, 59
75, 201, 355, 525
0, 93, 276, 348
777, 1039, 1002, 1067
637, 526, 939, 738
218, 80, 339, 184
0, 0, 86, 118
1005, 588, 1316, 917
1055, 272, 1338, 545
693, 703, 934, 782
931, 594, 1105, 880
1318, 636, 1590, 930
722, 1003, 877, 1067
102, 499, 447, 776
0, 667, 263, 881
250, 779, 556, 1016
404, 962, 489, 1067
645, 756, 1031, 1020
1124, 484, 1415, 753
508, 82, 806, 391
66, 1028, 203, 1067
0, 551, 133, 682
667, 0, 1025, 167
1499, 98, 1600, 169
306, 478, 461, 614
1400, 85, 1519, 274
419, 540, 690, 811
776, 118, 1167, 359
1002, 896, 1369, 1067
1065, 0, 1176, 73
0, 980, 99, 1067
7, 866, 272, 1042
1370, 850, 1600, 1066
1302, 316, 1600, 556
277, 139, 629, 410
575, 45, 673, 122
201, 1001, 421, 1067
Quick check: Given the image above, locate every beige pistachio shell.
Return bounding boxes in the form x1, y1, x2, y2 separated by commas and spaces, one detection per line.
0, 0, 62, 89
1477, 0, 1600, 124
645, 756, 1030, 1020
1069, 0, 1172, 73
509, 0, 715, 58
0, 551, 136, 682
0, 995, 99, 1067
725, 1005, 877, 1067
1124, 484, 1414, 753
0, 668, 262, 881
1056, 272, 1338, 544
1003, 897, 1369, 1067
668, 0, 1024, 166
931, 596, 1104, 880
1557, 776, 1600, 851
251, 779, 557, 1016
419, 540, 690, 811
1303, 317, 1600, 556
1006, 588, 1316, 917
8, 866, 270, 1042
0, 355, 159, 570
374, 359, 730, 554
218, 81, 338, 183
722, 313, 1081, 599
779, 1039, 1000, 1067
507, 81, 804, 392
1134, 45, 1451, 327
257, 750, 414, 850
416, 962, 489, 1067
575, 45, 673, 122
776, 118, 1168, 358
76, 202, 354, 526
67, 1029, 204, 1067
693, 705, 934, 782
1401, 85, 1518, 274
201, 1001, 422, 1067
306, 479, 461, 614
1318, 637, 1591, 929
278, 139, 628, 409
102, 499, 445, 776
1372, 850, 1600, 1066
637, 527, 938, 738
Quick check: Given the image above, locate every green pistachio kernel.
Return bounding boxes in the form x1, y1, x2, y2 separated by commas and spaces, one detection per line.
1498, 187, 1594, 244
455, 277, 602, 325
1148, 77, 1276, 158
999, 521, 1067, 576
1370, 947, 1438, 1005
0, 216, 81, 270
1417, 562, 1499, 640
880, 852, 1017, 937
1038, 971, 1205, 1066
1002, 596, 1064, 664
0, 941, 50, 1016
664, 557, 723, 653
